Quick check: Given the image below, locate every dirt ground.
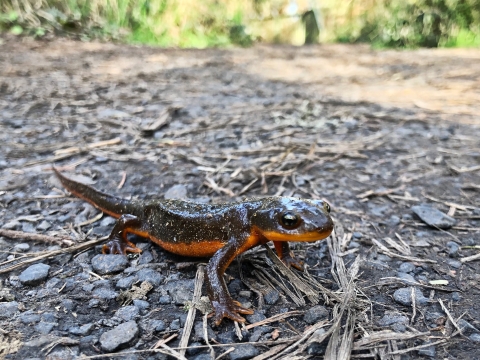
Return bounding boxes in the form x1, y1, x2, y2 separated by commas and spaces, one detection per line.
0, 36, 480, 359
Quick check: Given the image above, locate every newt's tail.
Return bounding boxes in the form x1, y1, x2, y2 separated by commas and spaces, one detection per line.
53, 167, 139, 219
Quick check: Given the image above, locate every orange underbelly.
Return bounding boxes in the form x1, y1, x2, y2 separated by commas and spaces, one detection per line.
148, 235, 225, 257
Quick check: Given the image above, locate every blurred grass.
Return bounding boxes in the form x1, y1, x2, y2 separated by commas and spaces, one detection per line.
1, 0, 479, 48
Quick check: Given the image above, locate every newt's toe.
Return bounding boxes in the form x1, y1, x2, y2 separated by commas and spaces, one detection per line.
282, 256, 304, 271
102, 239, 142, 255
211, 300, 253, 326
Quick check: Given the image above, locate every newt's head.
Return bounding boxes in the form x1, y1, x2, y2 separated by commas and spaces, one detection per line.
251, 197, 334, 242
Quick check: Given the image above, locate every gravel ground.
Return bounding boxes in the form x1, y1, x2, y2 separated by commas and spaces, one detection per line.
0, 37, 479, 359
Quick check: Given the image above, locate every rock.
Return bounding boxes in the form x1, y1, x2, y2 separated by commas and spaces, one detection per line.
93, 285, 118, 300
165, 279, 194, 304
194, 321, 216, 342
447, 259, 462, 269
186, 341, 203, 356
377, 311, 408, 327
470, 333, 480, 342
229, 344, 259, 360
264, 290, 279, 305
0, 302, 19, 319
306, 329, 327, 355
158, 295, 171, 304
399, 262, 415, 273
446, 241, 460, 257
246, 311, 266, 324
70, 323, 94, 336
425, 311, 445, 327
151, 320, 166, 332
170, 319, 181, 330
20, 313, 41, 324
217, 330, 235, 344
2, 220, 20, 230
138, 250, 154, 264
137, 268, 164, 287
393, 287, 428, 306
13, 243, 30, 252
36, 220, 51, 231
387, 215, 400, 227
458, 319, 478, 336
303, 305, 329, 325
91, 254, 129, 275
164, 184, 188, 200
451, 292, 462, 302
192, 354, 212, 360
411, 205, 456, 229
35, 321, 56, 334
116, 276, 137, 290
396, 272, 416, 283
19, 263, 50, 285
100, 321, 139, 352
133, 299, 149, 313
115, 306, 139, 321
417, 342, 436, 357
352, 232, 363, 239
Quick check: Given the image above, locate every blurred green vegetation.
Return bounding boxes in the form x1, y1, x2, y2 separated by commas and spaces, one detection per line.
1, 0, 479, 48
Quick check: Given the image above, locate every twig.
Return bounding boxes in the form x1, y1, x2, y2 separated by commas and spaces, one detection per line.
244, 311, 303, 330
54, 137, 122, 156
460, 252, 480, 263
438, 299, 462, 335
178, 265, 205, 356
117, 171, 127, 189
204, 313, 215, 359
0, 237, 107, 274
0, 229, 67, 245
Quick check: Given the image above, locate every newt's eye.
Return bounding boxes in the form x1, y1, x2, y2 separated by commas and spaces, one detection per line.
281, 212, 299, 228
324, 202, 331, 213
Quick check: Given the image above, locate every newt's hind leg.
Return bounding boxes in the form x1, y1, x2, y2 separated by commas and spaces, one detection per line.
102, 214, 143, 255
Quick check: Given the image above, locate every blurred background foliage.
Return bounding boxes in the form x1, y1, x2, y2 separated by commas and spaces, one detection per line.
1, 0, 479, 48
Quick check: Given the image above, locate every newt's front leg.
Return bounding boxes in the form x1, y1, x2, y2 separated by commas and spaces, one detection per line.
102, 214, 143, 255
205, 238, 254, 325
273, 241, 304, 271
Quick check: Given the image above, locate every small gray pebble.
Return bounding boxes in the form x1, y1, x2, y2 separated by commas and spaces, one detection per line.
229, 344, 259, 360
194, 321, 216, 342
19, 313, 41, 324
186, 341, 203, 356
352, 232, 363, 239
399, 262, 415, 273
447, 259, 462, 269
70, 323, 95, 336
91, 254, 129, 275
303, 305, 329, 324
393, 287, 428, 306
19, 263, 50, 286
446, 241, 460, 257
170, 319, 181, 330
264, 290, 280, 305
100, 321, 139, 352
151, 320, 166, 332
396, 272, 416, 283
36, 220, 51, 231
164, 184, 188, 200
116, 276, 137, 290
377, 311, 408, 327
411, 205, 456, 229
2, 220, 21, 230
35, 321, 56, 334
470, 333, 480, 342
246, 311, 266, 324
417, 342, 436, 357
133, 299, 149, 312
115, 306, 139, 321
451, 292, 461, 302
138, 250, 154, 264
13, 243, 30, 252
158, 295, 171, 304
136, 268, 164, 287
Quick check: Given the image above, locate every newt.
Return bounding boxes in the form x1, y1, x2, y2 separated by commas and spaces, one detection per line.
54, 168, 334, 325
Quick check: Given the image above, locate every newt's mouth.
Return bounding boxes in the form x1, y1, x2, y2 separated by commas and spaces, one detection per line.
260, 227, 333, 242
